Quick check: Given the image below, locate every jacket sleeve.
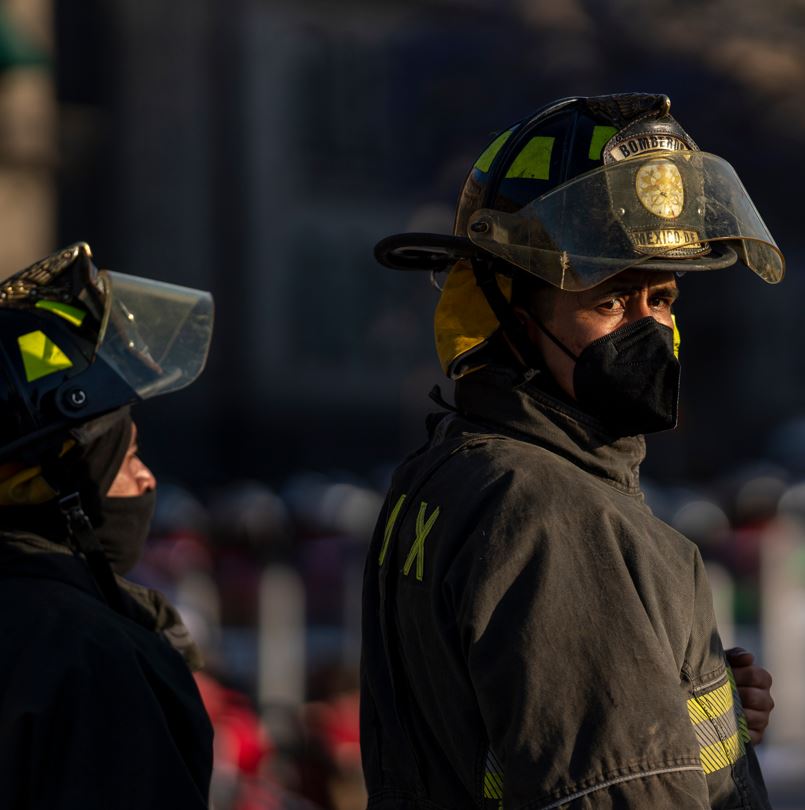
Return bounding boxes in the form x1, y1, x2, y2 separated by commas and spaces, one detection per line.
0, 638, 213, 809
443, 478, 764, 809
682, 550, 772, 809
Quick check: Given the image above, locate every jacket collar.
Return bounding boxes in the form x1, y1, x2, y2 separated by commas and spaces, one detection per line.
454, 366, 646, 493
0, 529, 204, 670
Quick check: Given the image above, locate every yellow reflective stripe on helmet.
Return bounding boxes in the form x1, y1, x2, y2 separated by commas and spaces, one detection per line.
474, 129, 514, 173
589, 125, 617, 161
35, 299, 86, 327
672, 314, 681, 359
17, 330, 73, 382
505, 136, 555, 180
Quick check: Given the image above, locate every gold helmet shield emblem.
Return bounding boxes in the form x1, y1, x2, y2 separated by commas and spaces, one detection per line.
635, 160, 684, 219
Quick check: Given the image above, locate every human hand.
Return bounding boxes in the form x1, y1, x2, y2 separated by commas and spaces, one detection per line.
726, 647, 774, 745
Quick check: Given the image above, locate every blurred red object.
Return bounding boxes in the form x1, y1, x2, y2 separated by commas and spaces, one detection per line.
195, 671, 273, 776
303, 691, 361, 770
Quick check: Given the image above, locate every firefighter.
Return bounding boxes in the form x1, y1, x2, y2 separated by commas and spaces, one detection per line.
362, 94, 778, 808
0, 243, 214, 807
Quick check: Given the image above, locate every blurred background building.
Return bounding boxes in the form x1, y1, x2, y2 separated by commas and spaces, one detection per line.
2, 0, 805, 806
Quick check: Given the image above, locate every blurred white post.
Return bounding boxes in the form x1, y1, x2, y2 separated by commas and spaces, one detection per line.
761, 517, 805, 747
706, 562, 735, 650
258, 565, 306, 708
176, 572, 222, 655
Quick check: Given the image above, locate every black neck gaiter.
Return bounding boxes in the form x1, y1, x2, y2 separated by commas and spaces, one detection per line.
95, 489, 157, 574
0, 409, 157, 573
537, 316, 680, 437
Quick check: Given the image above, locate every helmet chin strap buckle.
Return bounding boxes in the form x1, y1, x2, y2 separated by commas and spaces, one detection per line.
50, 482, 126, 614
58, 491, 101, 552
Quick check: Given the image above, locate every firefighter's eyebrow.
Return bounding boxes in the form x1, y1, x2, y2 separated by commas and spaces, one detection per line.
594, 281, 679, 299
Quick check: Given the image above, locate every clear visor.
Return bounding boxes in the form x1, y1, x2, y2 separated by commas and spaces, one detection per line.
467, 151, 784, 291
95, 271, 214, 399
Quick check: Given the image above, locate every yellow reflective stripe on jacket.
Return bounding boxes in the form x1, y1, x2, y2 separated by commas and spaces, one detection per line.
698, 733, 742, 776
378, 494, 406, 567
402, 501, 440, 581
483, 748, 504, 809
687, 677, 746, 774
727, 667, 752, 745
687, 680, 733, 725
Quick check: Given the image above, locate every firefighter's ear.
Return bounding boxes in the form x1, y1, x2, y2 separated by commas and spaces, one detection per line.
511, 304, 541, 344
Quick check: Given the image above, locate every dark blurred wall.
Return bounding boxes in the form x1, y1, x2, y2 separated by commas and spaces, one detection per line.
53, 0, 805, 487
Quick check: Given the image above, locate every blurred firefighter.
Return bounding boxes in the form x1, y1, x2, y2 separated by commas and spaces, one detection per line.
362, 94, 777, 808
0, 243, 214, 807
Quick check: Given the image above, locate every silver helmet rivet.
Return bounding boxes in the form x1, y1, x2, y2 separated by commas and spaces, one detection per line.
66, 388, 87, 409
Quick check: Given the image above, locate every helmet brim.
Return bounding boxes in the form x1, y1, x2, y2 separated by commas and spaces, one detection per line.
374, 233, 477, 274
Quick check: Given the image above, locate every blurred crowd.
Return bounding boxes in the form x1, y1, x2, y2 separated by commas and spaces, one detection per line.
129, 473, 383, 810
128, 415, 805, 809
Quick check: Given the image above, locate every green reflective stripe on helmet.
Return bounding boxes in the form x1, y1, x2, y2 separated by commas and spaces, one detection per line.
589, 125, 618, 160
17, 330, 73, 381
35, 299, 86, 327
504, 136, 555, 180
474, 129, 514, 173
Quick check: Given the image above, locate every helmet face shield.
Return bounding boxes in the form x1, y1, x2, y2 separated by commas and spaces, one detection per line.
0, 243, 214, 461
466, 151, 784, 291
97, 271, 213, 400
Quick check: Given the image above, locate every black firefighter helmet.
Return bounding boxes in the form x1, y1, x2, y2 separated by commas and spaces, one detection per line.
0, 241, 214, 463
374, 93, 784, 378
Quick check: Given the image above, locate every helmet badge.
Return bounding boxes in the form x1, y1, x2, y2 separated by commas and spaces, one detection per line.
635, 160, 684, 219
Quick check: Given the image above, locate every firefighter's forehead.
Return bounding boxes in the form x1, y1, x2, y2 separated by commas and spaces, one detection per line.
585, 269, 678, 296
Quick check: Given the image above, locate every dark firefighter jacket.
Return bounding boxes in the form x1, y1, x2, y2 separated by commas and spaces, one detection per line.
361, 366, 771, 810
0, 530, 213, 809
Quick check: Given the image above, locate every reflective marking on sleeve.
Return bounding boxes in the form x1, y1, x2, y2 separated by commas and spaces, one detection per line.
687, 680, 733, 725
737, 713, 751, 745
727, 667, 752, 745
402, 501, 440, 581
483, 747, 504, 809
17, 330, 73, 382
687, 677, 746, 774
378, 493, 406, 567
588, 125, 617, 160
698, 733, 741, 775
474, 129, 514, 173
504, 136, 555, 180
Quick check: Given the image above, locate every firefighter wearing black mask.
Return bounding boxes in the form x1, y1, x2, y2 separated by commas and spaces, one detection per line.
364, 93, 782, 809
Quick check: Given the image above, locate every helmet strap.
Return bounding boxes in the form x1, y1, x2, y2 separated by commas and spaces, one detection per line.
40, 456, 126, 615
530, 316, 579, 362
470, 256, 544, 372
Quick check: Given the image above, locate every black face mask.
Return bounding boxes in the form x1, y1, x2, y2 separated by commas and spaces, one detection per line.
94, 489, 157, 575
538, 316, 680, 437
